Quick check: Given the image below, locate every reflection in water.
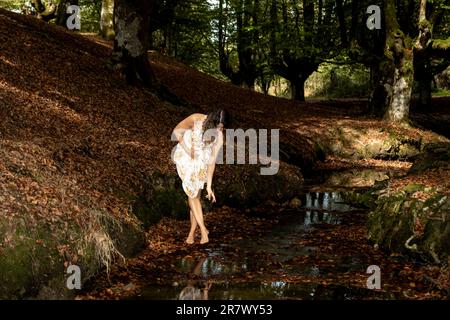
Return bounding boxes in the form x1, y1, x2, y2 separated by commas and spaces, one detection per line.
301, 192, 354, 213
301, 209, 341, 227
267, 281, 287, 298
306, 193, 312, 207
177, 255, 248, 276
304, 211, 311, 226
138, 192, 370, 300
141, 282, 386, 300
178, 257, 212, 300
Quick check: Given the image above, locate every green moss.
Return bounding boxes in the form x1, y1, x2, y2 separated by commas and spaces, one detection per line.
0, 208, 145, 299
368, 189, 449, 264
404, 183, 424, 194
0, 219, 66, 298
432, 38, 450, 50
134, 171, 188, 228
419, 19, 431, 30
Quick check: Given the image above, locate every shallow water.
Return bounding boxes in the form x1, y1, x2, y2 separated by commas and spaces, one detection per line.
138, 281, 391, 300
133, 191, 384, 300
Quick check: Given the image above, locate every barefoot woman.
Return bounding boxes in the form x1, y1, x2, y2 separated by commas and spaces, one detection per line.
172, 110, 228, 244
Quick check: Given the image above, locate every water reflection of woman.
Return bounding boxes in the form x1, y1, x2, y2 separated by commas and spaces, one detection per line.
178, 257, 212, 300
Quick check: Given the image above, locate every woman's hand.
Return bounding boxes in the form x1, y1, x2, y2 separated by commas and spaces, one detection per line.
206, 187, 216, 203
180, 141, 195, 160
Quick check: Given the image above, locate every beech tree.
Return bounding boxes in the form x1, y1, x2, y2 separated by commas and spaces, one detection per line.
111, 0, 157, 87
218, 0, 262, 89
345, 0, 450, 121
269, 0, 340, 101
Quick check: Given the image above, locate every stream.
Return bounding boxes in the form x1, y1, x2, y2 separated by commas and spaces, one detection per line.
133, 191, 387, 300
82, 168, 414, 300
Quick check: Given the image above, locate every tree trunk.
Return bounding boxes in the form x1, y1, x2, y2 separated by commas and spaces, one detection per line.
376, 27, 414, 122
368, 62, 386, 117
413, 0, 433, 109
242, 80, 255, 90
100, 0, 115, 40
336, 0, 348, 47
383, 51, 413, 122
260, 80, 270, 95
290, 77, 306, 102
369, 0, 413, 122
418, 78, 432, 108
55, 0, 78, 27
112, 0, 157, 87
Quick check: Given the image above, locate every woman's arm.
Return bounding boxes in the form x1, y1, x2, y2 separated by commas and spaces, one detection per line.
172, 114, 202, 158
206, 130, 224, 190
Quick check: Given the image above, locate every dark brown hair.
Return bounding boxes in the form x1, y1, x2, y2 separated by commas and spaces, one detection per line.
201, 109, 229, 143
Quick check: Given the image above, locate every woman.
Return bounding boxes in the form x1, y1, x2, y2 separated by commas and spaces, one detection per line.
172, 109, 228, 245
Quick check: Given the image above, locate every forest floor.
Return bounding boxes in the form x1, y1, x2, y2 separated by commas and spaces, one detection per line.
0, 9, 448, 299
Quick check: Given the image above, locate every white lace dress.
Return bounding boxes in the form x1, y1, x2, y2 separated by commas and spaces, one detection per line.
173, 120, 213, 198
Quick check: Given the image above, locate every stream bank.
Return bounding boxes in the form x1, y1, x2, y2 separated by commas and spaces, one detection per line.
79, 166, 448, 300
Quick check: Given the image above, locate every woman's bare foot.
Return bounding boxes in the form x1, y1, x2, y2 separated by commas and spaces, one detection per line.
200, 234, 209, 244
186, 236, 194, 244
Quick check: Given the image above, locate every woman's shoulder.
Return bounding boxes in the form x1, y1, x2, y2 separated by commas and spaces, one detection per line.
191, 113, 207, 121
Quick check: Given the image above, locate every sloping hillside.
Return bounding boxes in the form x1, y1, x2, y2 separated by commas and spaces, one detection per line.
0, 8, 302, 298
0, 8, 180, 298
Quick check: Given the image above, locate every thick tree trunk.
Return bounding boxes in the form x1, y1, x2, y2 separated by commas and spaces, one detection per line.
384, 53, 413, 122
374, 30, 414, 122
290, 77, 306, 102
218, 0, 258, 90
368, 0, 413, 122
112, 0, 157, 87
100, 0, 115, 40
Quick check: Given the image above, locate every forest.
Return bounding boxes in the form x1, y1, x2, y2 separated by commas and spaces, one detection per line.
0, 0, 449, 302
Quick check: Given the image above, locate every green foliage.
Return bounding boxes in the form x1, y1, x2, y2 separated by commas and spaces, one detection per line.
0, 0, 25, 11
151, 0, 222, 78
79, 0, 102, 33
3, 0, 448, 102
305, 63, 371, 99
0, 1, 102, 32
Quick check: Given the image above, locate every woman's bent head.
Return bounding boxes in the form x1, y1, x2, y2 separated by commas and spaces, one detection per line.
202, 109, 229, 143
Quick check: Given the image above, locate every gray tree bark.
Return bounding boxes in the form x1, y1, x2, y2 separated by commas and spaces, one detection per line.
369, 0, 413, 122
111, 0, 157, 87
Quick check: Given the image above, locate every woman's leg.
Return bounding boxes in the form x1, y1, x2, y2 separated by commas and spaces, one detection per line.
186, 210, 197, 244
188, 193, 209, 244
